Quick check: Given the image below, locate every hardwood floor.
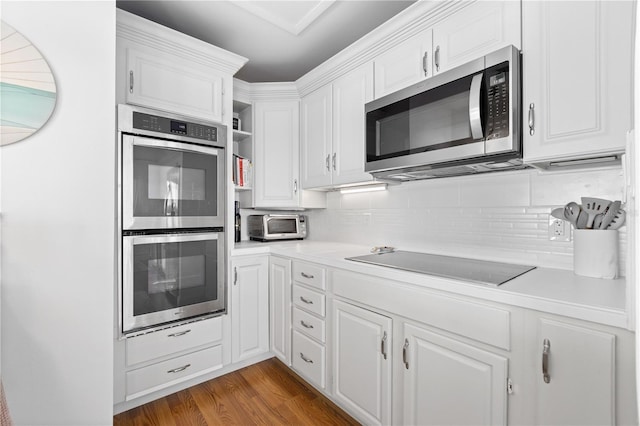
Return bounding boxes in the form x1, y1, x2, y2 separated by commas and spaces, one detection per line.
113, 357, 360, 425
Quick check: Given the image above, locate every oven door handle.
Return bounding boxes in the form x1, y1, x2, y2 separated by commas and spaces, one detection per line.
469, 72, 484, 141
125, 231, 221, 246
133, 137, 219, 156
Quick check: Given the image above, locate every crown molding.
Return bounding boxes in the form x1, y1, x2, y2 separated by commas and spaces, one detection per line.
117, 9, 248, 75
295, 0, 468, 96
234, 79, 300, 101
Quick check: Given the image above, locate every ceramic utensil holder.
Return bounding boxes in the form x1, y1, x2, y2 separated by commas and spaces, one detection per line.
573, 230, 618, 279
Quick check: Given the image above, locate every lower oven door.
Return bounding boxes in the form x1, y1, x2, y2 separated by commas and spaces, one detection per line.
122, 231, 225, 334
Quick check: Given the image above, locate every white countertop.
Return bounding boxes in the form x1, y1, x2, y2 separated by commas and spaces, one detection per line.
232, 240, 630, 329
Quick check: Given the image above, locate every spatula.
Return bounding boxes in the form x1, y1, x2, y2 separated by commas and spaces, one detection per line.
599, 200, 621, 230
581, 197, 611, 229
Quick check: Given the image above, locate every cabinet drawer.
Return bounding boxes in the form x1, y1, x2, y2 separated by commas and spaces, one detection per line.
126, 317, 223, 366
293, 307, 326, 343
293, 261, 326, 290
292, 284, 326, 317
126, 344, 223, 400
292, 330, 326, 389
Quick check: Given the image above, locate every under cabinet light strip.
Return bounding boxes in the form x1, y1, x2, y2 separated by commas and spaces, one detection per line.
340, 184, 387, 194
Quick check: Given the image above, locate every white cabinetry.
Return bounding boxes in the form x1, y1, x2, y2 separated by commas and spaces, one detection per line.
530, 317, 617, 425
402, 322, 508, 426
373, 1, 520, 98
270, 256, 292, 365
332, 300, 392, 425
522, 0, 633, 167
231, 255, 269, 363
301, 63, 374, 189
253, 100, 301, 207
125, 48, 224, 122
290, 261, 328, 390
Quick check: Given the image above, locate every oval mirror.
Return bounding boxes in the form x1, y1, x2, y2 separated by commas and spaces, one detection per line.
1, 20, 57, 146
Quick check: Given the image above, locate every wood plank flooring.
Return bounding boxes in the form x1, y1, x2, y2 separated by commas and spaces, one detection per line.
113, 357, 360, 425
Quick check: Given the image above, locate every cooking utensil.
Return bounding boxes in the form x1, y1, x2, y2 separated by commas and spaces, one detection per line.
581, 197, 611, 229
593, 213, 604, 230
599, 200, 621, 230
606, 209, 626, 230
563, 202, 581, 227
551, 208, 565, 220
576, 211, 589, 229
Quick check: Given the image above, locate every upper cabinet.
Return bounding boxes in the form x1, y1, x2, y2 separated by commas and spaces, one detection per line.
125, 48, 224, 122
116, 9, 247, 123
301, 62, 374, 189
374, 1, 520, 99
522, 0, 633, 167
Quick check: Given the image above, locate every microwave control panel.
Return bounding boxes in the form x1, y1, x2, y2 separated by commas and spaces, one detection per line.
486, 69, 509, 140
132, 111, 218, 143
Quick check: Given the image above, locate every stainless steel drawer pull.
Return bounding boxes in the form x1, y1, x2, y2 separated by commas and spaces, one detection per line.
300, 296, 313, 304
381, 331, 388, 360
167, 364, 191, 374
528, 103, 535, 136
300, 272, 314, 279
402, 338, 409, 369
167, 330, 191, 338
300, 352, 313, 364
542, 338, 551, 383
129, 71, 134, 93
300, 320, 314, 329
422, 51, 428, 76
435, 46, 440, 72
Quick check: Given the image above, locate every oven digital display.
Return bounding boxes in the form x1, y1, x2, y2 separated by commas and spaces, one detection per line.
171, 120, 187, 134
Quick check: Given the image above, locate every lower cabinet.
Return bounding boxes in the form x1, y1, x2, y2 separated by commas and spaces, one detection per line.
332, 300, 392, 425
530, 316, 617, 425
402, 322, 508, 426
269, 256, 292, 365
231, 255, 270, 363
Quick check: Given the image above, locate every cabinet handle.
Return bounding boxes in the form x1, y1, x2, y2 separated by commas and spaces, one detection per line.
423, 51, 428, 77
129, 70, 134, 93
332, 153, 336, 171
293, 179, 298, 194
435, 46, 440, 72
326, 154, 331, 172
528, 103, 535, 136
300, 272, 314, 279
167, 329, 191, 338
300, 320, 314, 329
542, 338, 551, 383
167, 364, 191, 374
402, 338, 409, 369
300, 352, 314, 364
233, 267, 238, 286
299, 296, 313, 305
381, 331, 388, 360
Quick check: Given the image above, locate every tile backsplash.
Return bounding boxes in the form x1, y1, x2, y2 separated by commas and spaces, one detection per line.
306, 166, 628, 274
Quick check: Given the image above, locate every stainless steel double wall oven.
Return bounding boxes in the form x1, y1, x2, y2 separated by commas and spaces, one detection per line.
117, 104, 226, 335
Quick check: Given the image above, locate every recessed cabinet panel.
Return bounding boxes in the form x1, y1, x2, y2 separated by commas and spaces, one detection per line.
535, 318, 615, 425
269, 256, 292, 365
126, 48, 223, 122
301, 85, 333, 188
403, 323, 507, 426
292, 284, 326, 318
292, 330, 326, 389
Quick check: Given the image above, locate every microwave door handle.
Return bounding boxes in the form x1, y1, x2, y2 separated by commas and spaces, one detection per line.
469, 72, 484, 140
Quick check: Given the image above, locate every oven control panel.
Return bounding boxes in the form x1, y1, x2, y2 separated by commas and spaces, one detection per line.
132, 111, 218, 142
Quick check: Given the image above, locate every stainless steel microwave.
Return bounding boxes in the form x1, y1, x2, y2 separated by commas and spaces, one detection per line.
365, 45, 525, 181
247, 214, 307, 241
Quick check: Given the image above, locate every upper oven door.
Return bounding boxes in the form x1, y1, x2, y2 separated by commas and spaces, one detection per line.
122, 135, 225, 230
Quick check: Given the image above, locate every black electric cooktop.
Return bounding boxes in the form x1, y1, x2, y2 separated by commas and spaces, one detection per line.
345, 250, 535, 286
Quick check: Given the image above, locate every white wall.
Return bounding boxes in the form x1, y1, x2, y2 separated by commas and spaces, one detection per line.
307, 167, 626, 272
0, 2, 115, 424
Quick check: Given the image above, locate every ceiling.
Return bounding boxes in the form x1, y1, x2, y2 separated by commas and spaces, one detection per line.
116, 1, 417, 82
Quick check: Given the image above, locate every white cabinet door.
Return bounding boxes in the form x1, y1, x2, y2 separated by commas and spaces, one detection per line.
333, 300, 392, 425
269, 256, 291, 365
374, 30, 433, 99
533, 318, 615, 425
522, 0, 633, 165
126, 48, 223, 122
301, 84, 333, 188
332, 62, 374, 186
231, 256, 269, 363
253, 100, 300, 208
402, 323, 508, 426
432, 1, 520, 75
